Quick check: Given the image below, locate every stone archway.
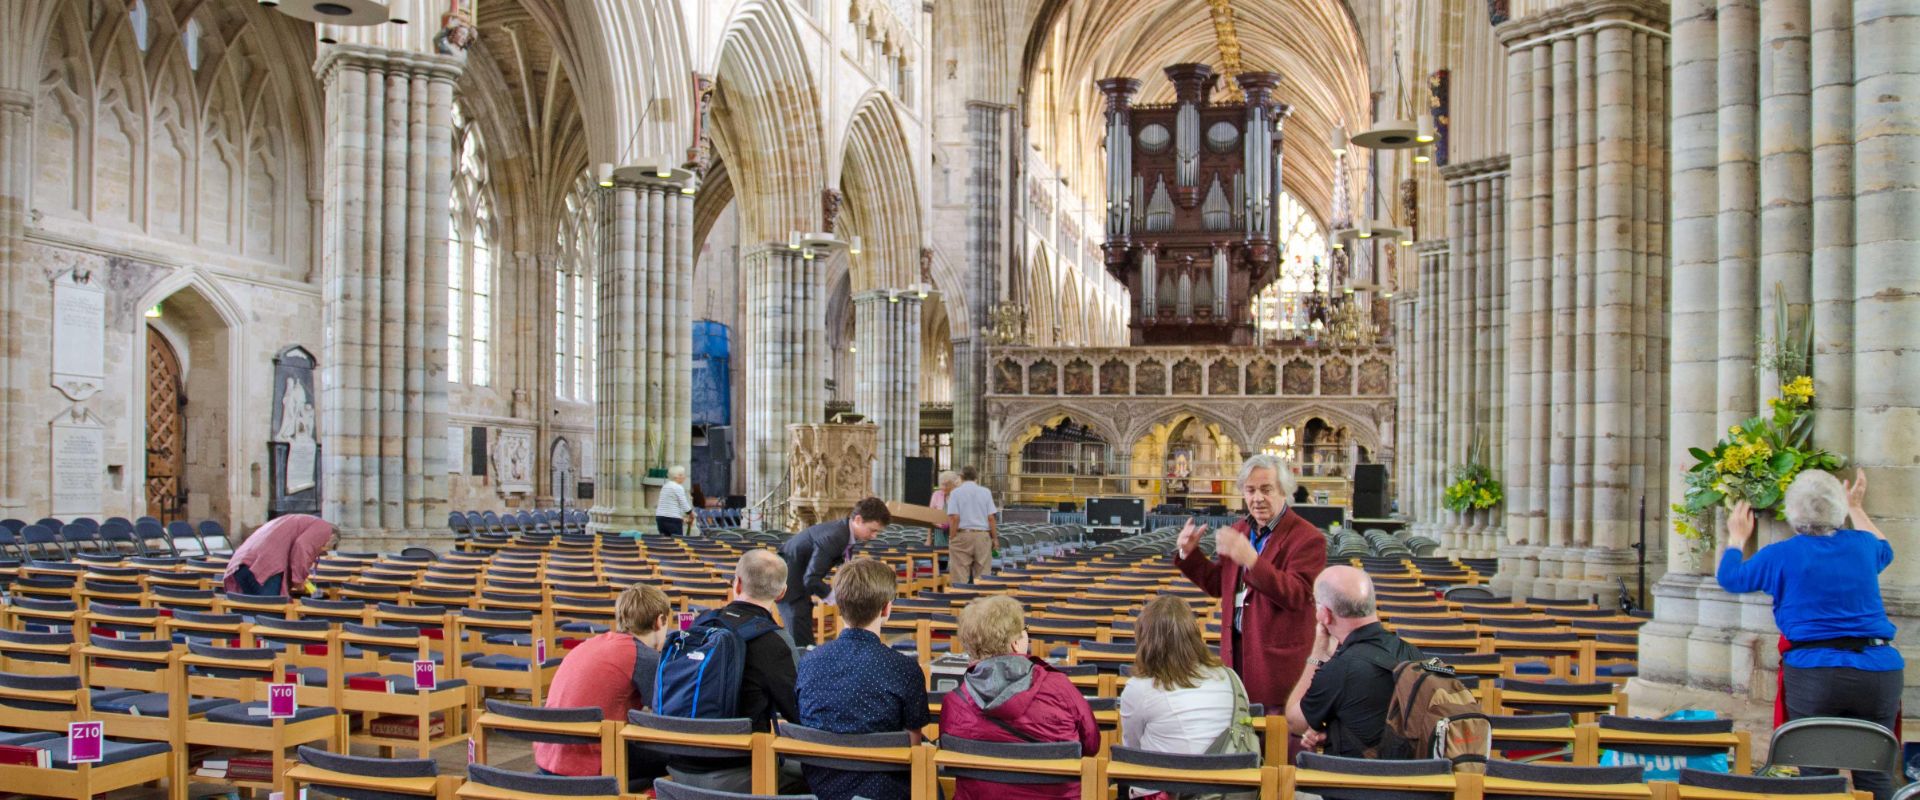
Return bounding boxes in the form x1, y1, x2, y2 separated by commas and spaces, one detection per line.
136, 279, 240, 531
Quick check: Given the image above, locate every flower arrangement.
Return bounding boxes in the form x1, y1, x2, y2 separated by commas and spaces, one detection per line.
1443, 463, 1503, 512
1443, 432, 1503, 512
1672, 287, 1847, 547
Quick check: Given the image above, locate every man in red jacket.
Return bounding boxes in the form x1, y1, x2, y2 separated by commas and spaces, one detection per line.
1176, 453, 1326, 713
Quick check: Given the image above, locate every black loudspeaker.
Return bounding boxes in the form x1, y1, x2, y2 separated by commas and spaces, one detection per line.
1351, 491, 1389, 519
903, 457, 934, 505
1354, 463, 1387, 495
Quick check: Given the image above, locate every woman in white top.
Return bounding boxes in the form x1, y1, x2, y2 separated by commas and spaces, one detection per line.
1119, 595, 1240, 756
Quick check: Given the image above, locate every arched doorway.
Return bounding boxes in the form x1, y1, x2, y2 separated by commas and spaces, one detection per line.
144, 328, 185, 523
139, 285, 236, 528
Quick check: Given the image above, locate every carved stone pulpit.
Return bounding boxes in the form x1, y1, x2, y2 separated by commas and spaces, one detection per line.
786, 422, 877, 530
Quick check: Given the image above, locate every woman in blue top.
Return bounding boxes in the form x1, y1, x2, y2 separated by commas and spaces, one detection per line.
1718, 469, 1902, 800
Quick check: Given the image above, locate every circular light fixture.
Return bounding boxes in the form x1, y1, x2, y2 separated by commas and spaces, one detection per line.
270, 0, 390, 25
1350, 120, 1420, 150
595, 163, 614, 188
611, 165, 695, 185
1416, 115, 1437, 144
1413, 152, 1431, 164
1328, 124, 1348, 156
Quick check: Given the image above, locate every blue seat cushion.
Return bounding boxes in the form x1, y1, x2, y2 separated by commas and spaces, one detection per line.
94, 693, 239, 717
1513, 661, 1552, 675
482, 633, 533, 646
26, 737, 171, 768
204, 702, 338, 725
344, 673, 470, 693
0, 731, 58, 746
292, 666, 330, 686
469, 654, 562, 672
1595, 664, 1638, 677
381, 651, 479, 665
1, 688, 141, 713
559, 622, 609, 634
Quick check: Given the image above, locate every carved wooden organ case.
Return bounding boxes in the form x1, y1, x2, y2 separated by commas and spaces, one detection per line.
1100, 64, 1289, 346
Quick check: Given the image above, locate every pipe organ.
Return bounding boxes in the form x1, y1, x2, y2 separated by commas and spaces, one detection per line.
1101, 64, 1289, 345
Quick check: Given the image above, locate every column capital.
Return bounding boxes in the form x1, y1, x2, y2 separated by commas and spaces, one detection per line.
0, 88, 31, 113
1495, 0, 1668, 48
315, 43, 463, 88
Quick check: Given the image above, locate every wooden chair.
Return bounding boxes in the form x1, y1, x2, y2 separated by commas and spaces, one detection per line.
161, 609, 250, 647
1483, 712, 1581, 763
149, 585, 220, 614
81, 635, 228, 800
472, 699, 619, 774
331, 623, 475, 757
459, 763, 623, 800
1098, 746, 1279, 800
81, 602, 166, 641
620, 711, 776, 800
1285, 752, 1457, 800
0, 628, 79, 674
930, 735, 1097, 800
286, 745, 462, 800
451, 607, 562, 705
772, 723, 929, 800
1471, 758, 1656, 798
651, 778, 819, 800
1586, 713, 1751, 774
1670, 767, 1863, 800
0, 672, 175, 800
1489, 678, 1627, 722
294, 596, 374, 626
178, 641, 348, 798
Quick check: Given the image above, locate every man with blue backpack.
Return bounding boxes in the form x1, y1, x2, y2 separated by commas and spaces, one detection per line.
655, 548, 805, 793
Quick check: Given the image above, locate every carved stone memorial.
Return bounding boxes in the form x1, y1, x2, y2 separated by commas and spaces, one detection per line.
269, 346, 321, 517
786, 422, 877, 530
50, 408, 105, 517
491, 428, 535, 495
52, 269, 106, 401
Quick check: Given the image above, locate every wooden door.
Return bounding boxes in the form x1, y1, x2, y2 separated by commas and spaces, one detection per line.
145, 328, 186, 523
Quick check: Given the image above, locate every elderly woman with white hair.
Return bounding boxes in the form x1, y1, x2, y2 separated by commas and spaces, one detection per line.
1175, 453, 1327, 719
655, 465, 694, 536
1717, 469, 1901, 800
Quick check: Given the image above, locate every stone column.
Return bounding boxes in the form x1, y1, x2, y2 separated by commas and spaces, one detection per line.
316, 45, 461, 546
742, 245, 824, 521
1437, 159, 1512, 559
0, 89, 29, 514
953, 103, 1007, 470
854, 290, 923, 500
1643, 0, 1920, 710
592, 179, 694, 533
1496, 0, 1669, 601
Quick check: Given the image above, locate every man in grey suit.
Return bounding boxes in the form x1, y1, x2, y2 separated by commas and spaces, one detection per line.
777, 496, 891, 646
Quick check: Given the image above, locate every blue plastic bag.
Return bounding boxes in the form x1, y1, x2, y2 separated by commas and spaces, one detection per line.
1598, 709, 1731, 779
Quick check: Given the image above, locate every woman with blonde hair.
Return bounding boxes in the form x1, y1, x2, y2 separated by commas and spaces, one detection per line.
928, 470, 961, 548
1120, 595, 1245, 756
1717, 469, 1901, 800
938, 595, 1099, 800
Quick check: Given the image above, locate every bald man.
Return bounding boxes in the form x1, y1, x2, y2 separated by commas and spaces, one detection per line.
1284, 565, 1426, 758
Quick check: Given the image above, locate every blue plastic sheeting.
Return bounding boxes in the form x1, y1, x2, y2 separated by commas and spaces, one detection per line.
692, 320, 731, 426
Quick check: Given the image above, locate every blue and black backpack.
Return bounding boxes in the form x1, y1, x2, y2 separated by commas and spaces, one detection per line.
652, 607, 780, 718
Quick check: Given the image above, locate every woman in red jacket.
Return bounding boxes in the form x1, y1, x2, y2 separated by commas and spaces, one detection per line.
938, 595, 1099, 800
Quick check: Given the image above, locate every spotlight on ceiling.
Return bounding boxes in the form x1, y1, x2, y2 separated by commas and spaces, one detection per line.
270, 0, 391, 25
1351, 120, 1420, 150
1416, 114, 1437, 144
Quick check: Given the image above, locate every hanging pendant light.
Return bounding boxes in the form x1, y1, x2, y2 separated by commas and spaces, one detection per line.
1328, 124, 1348, 156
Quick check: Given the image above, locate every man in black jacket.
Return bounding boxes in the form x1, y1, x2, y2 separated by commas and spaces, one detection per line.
1285, 565, 1427, 758
777, 496, 890, 646
665, 548, 804, 792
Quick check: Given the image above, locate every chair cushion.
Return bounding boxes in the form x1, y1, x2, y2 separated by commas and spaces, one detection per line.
204, 702, 338, 726
559, 622, 609, 634
482, 633, 534, 646
292, 666, 330, 686
469, 654, 564, 672
345, 673, 470, 693
381, 651, 479, 665
94, 692, 239, 717
0, 731, 58, 746
2, 688, 142, 713
26, 737, 171, 768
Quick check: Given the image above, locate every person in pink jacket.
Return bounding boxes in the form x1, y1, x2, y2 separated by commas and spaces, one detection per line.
937, 595, 1099, 800
221, 514, 337, 596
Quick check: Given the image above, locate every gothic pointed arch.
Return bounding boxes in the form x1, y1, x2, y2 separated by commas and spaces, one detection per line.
839, 92, 921, 293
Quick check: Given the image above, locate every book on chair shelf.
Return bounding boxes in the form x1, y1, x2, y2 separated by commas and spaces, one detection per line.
367, 713, 447, 740
0, 744, 51, 768
346, 675, 398, 693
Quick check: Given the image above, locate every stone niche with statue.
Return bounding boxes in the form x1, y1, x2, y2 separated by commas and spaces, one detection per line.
786, 422, 877, 530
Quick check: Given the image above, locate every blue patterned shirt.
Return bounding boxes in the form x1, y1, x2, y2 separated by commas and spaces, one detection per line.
796, 628, 931, 800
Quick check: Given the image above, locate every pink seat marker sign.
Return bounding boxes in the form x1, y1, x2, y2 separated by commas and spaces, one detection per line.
68, 721, 103, 763
269, 683, 297, 718
414, 659, 437, 691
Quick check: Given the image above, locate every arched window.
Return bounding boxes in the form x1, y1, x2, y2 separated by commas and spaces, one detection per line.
449, 104, 496, 386
1253, 191, 1330, 339
554, 173, 600, 401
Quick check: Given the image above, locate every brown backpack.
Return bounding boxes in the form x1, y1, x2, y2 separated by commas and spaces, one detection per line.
1366, 657, 1491, 772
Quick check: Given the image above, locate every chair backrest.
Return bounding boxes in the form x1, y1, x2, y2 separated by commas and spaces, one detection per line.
1677, 767, 1852, 796
1763, 716, 1902, 774
626, 710, 759, 760
465, 763, 620, 798
936, 735, 1084, 785
1107, 746, 1260, 796
652, 779, 817, 800
774, 722, 913, 773
1444, 586, 1498, 601
1291, 752, 1454, 800
297, 744, 438, 780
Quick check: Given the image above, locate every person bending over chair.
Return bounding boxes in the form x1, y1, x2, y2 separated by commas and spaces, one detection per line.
537, 583, 673, 785
222, 513, 338, 596
779, 496, 891, 647
1286, 565, 1425, 758
938, 594, 1099, 800
1718, 469, 1902, 800
796, 557, 931, 800
667, 549, 806, 793
1119, 595, 1243, 761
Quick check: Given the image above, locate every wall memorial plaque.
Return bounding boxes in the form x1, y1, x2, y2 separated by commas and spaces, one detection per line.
268, 346, 320, 518
50, 408, 105, 517
51, 270, 106, 401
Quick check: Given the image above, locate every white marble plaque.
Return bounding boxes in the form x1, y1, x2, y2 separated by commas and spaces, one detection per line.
491, 428, 535, 494
448, 425, 463, 473
286, 437, 317, 494
52, 271, 106, 401
50, 410, 105, 516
